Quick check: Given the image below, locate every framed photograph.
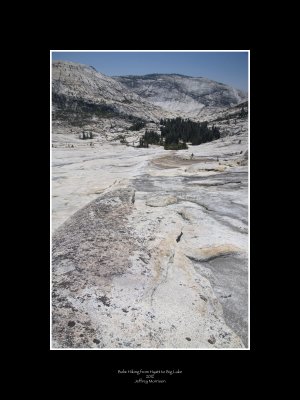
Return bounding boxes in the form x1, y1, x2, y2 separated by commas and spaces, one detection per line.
51, 50, 249, 361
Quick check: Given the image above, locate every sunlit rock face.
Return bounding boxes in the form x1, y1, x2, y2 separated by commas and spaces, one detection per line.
52, 134, 248, 349
114, 73, 247, 118
52, 61, 171, 125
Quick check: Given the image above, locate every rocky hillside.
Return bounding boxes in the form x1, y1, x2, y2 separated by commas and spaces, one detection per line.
52, 62, 248, 138
205, 101, 248, 137
52, 61, 171, 128
52, 62, 249, 349
114, 74, 247, 118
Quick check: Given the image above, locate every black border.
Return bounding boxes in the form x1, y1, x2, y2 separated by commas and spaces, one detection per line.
30, 45, 263, 386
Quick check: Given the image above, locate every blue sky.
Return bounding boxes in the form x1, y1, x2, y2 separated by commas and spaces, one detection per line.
52, 51, 248, 92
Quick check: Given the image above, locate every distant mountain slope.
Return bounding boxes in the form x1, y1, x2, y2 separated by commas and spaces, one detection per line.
114, 74, 247, 118
52, 61, 169, 125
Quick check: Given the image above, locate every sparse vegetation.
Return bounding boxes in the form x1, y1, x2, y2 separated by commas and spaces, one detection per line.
80, 131, 94, 140
240, 107, 247, 118
143, 130, 160, 144
120, 136, 127, 144
211, 102, 248, 123
164, 142, 188, 150
129, 120, 146, 131
53, 93, 120, 126
138, 137, 149, 148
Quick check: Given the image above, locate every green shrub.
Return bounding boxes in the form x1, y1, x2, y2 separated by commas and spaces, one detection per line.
129, 120, 146, 131
164, 142, 188, 150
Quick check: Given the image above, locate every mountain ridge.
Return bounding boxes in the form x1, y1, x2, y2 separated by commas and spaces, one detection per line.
52, 61, 170, 124
114, 73, 247, 117
52, 61, 248, 134
114, 72, 246, 91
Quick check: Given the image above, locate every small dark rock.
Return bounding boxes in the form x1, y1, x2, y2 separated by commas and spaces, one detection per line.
93, 339, 100, 344
219, 331, 229, 339
98, 295, 111, 307
221, 294, 232, 299
208, 335, 216, 344
186, 337, 191, 341
176, 232, 183, 243
122, 308, 129, 313
200, 295, 207, 302
68, 321, 75, 327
